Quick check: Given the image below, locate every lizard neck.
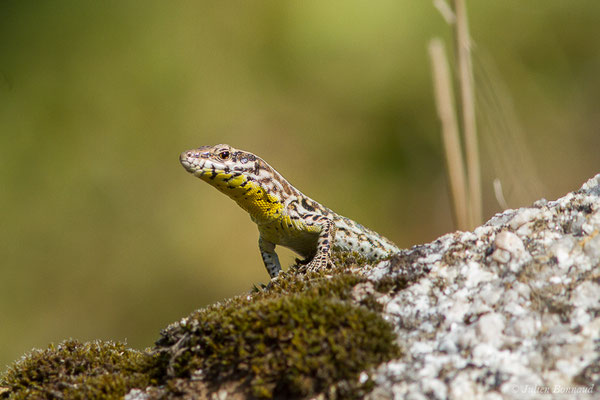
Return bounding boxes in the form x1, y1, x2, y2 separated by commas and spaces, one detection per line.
198, 160, 288, 223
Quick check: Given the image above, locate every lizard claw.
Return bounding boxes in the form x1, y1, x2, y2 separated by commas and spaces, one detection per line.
295, 257, 311, 265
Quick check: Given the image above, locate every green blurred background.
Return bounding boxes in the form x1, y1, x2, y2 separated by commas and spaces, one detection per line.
1, 1, 599, 368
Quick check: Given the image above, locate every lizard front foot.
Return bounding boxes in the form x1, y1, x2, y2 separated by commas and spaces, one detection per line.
305, 254, 330, 273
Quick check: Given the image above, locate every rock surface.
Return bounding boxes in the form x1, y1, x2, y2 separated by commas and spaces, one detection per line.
364, 174, 600, 399
2, 175, 600, 399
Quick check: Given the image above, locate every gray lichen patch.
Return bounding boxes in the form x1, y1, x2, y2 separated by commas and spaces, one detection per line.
366, 174, 600, 399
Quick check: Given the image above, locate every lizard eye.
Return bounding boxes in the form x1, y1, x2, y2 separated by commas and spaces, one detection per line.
219, 151, 230, 160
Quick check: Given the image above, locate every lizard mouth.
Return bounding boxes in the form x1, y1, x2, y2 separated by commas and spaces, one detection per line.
179, 150, 210, 174
179, 151, 227, 178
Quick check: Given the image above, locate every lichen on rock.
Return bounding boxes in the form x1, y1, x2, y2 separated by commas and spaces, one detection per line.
366, 174, 600, 399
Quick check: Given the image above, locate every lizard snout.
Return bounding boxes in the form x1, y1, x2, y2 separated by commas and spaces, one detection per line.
180, 150, 201, 172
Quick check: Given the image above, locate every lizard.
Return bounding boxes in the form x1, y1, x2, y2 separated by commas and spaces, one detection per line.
179, 144, 400, 278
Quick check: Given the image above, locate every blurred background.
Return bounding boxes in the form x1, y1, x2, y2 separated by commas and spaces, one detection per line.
1, 1, 599, 368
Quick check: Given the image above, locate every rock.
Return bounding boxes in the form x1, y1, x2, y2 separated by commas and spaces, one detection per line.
366, 174, 600, 399
2, 175, 600, 400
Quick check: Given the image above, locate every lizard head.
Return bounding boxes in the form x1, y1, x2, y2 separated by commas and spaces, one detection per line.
179, 144, 258, 178
180, 144, 285, 220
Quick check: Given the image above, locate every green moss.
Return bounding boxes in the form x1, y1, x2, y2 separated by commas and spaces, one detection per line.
155, 266, 401, 399
0, 339, 155, 400
1, 262, 405, 400
330, 251, 370, 268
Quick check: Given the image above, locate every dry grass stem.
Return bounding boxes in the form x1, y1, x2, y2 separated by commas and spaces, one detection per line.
429, 39, 469, 231
454, 0, 482, 228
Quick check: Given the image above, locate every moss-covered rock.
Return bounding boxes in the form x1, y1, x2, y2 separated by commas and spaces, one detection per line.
0, 339, 155, 400
5, 175, 600, 399
154, 266, 402, 399
0, 265, 404, 400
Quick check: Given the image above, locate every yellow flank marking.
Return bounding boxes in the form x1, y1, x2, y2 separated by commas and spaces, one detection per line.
200, 169, 283, 222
